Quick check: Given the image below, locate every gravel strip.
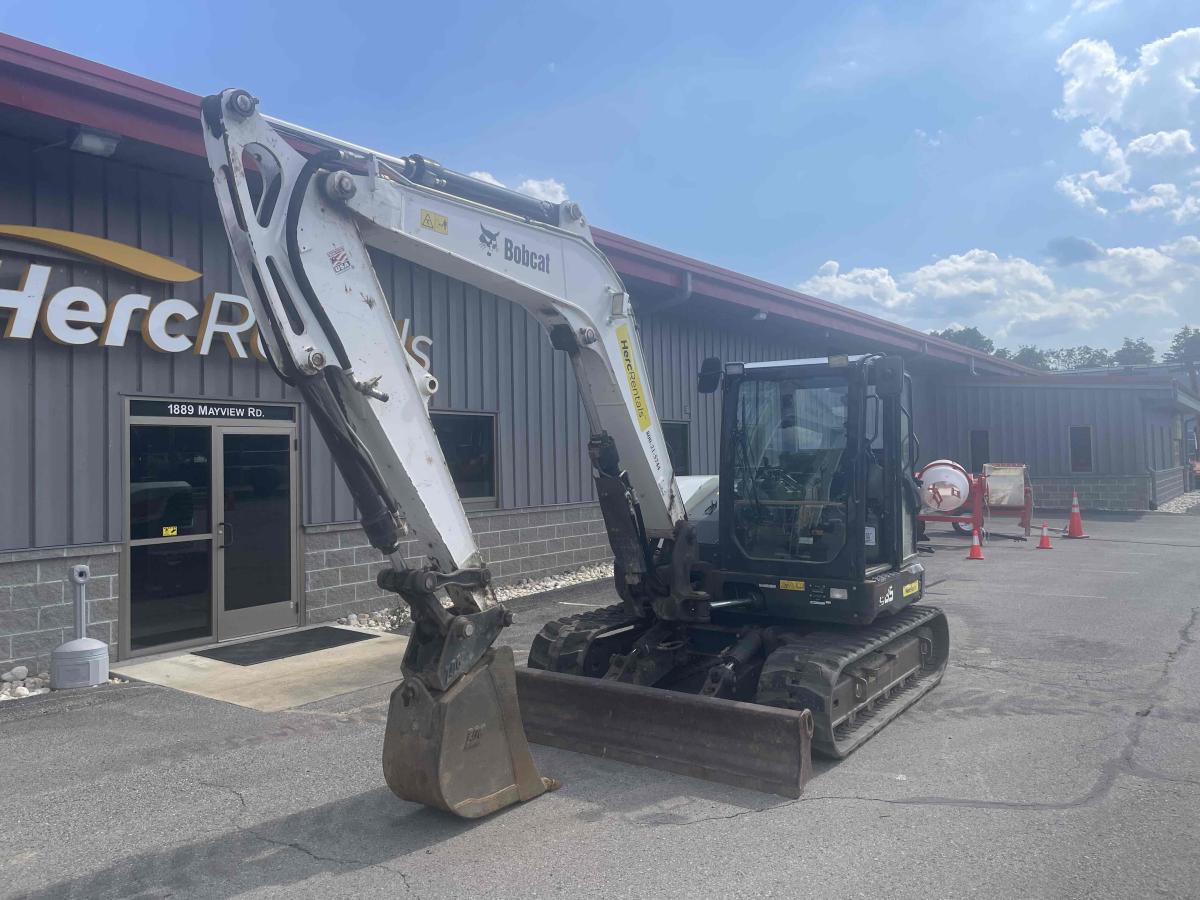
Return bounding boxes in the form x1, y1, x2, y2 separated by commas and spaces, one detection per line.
0, 667, 126, 702
1156, 490, 1200, 514
338, 561, 614, 633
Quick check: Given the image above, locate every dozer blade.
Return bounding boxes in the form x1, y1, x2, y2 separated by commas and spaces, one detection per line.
516, 667, 814, 798
383, 645, 556, 818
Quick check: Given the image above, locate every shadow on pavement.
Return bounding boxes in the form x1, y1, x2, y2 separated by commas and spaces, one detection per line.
23, 787, 470, 899
23, 754, 842, 898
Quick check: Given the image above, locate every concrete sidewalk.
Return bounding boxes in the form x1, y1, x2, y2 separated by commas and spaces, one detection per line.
3, 512, 1199, 899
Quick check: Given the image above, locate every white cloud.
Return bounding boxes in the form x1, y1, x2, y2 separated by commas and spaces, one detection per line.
1126, 129, 1196, 157
1127, 183, 1200, 222
914, 128, 944, 148
516, 177, 568, 203
797, 261, 912, 311
1056, 174, 1106, 213
796, 236, 1196, 346
468, 170, 505, 186
1055, 28, 1200, 221
1047, 0, 1121, 41
1161, 235, 1200, 258
1083, 244, 1176, 286
1056, 28, 1200, 133
467, 171, 569, 203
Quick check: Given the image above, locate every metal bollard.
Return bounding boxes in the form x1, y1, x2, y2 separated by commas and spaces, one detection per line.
50, 564, 110, 690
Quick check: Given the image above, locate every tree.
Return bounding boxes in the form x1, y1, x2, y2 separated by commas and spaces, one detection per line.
1012, 345, 1051, 369
1112, 337, 1156, 366
1047, 346, 1113, 370
1164, 326, 1200, 362
929, 326, 994, 354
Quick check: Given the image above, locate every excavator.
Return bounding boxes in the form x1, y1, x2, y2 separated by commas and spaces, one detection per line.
201, 89, 950, 818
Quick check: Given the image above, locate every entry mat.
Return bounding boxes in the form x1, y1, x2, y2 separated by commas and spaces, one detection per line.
193, 626, 377, 666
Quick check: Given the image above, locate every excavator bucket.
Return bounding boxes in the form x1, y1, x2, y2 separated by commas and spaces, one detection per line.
383, 646, 556, 818
516, 667, 814, 798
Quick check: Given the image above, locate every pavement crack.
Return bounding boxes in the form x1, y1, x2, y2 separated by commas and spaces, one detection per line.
192, 778, 418, 895
652, 606, 1200, 826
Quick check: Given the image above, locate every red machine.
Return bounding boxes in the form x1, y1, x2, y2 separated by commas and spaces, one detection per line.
917, 459, 1033, 540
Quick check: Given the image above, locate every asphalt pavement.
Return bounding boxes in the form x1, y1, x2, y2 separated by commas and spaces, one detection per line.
3, 512, 1198, 899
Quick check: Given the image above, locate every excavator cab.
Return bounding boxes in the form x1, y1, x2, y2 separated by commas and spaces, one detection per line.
701, 354, 925, 626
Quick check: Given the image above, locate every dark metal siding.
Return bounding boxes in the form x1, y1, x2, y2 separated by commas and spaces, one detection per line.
636, 312, 797, 477
0, 137, 297, 552
919, 381, 1156, 477
0, 133, 803, 551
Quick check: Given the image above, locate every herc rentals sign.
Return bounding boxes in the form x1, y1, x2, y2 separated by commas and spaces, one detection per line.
0, 225, 432, 367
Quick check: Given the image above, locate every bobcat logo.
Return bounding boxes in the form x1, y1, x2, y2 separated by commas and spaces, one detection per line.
479, 223, 499, 255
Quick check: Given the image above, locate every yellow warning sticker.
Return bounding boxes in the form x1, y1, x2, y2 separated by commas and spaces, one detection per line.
903, 580, 920, 597
162, 525, 178, 537
616, 324, 652, 430
419, 209, 448, 235
779, 579, 806, 591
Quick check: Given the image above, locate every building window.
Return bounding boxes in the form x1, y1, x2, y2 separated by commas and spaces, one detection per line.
431, 412, 496, 500
968, 429, 990, 474
662, 421, 690, 476
1069, 425, 1094, 473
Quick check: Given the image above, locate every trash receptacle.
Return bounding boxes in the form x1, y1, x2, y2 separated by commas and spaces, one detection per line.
50, 564, 109, 690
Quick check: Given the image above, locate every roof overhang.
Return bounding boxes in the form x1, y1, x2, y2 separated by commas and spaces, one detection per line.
0, 32, 1031, 378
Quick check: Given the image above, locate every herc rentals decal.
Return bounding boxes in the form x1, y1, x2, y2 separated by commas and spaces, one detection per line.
0, 225, 433, 368
616, 324, 651, 430
616, 323, 662, 473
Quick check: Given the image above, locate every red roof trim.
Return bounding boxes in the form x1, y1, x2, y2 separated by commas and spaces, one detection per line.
0, 32, 1028, 376
593, 228, 1027, 373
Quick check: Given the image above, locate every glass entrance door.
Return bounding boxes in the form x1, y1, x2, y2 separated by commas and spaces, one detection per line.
128, 424, 215, 651
216, 429, 297, 640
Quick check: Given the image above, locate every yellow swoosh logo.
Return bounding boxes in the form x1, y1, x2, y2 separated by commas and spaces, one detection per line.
0, 225, 201, 283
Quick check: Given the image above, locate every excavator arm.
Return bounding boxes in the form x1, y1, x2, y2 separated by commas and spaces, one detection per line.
200, 89, 740, 816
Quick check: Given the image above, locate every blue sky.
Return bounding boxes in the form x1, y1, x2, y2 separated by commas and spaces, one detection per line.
3, 1, 1197, 352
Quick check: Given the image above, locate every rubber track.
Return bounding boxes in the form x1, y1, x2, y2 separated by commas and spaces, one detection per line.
527, 604, 641, 675
757, 605, 948, 759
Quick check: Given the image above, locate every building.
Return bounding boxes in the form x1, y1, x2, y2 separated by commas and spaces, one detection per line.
0, 35, 1195, 674
921, 370, 1198, 511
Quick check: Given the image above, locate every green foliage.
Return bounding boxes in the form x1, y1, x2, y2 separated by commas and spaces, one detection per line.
1112, 337, 1156, 366
1045, 346, 1113, 370
1011, 345, 1051, 369
929, 326, 994, 354
1164, 326, 1200, 362
929, 324, 1172, 370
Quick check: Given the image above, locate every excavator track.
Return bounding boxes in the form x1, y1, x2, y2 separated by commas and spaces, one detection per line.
757, 605, 949, 758
528, 603, 949, 761
527, 604, 643, 676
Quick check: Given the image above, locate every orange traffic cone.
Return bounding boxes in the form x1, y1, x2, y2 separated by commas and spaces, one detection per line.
1064, 490, 1089, 539
1037, 522, 1053, 550
966, 527, 985, 560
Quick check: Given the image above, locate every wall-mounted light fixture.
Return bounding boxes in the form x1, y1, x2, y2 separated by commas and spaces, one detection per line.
752, 310, 767, 321
70, 126, 121, 158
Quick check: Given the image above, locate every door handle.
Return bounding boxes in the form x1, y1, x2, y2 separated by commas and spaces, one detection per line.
219, 522, 233, 549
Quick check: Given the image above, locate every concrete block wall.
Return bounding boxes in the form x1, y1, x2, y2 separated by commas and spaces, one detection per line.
303, 502, 612, 625
1030, 475, 1149, 512
1150, 467, 1186, 508
0, 545, 119, 674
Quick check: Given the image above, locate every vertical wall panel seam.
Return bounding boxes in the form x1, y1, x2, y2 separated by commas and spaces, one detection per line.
27, 141, 37, 546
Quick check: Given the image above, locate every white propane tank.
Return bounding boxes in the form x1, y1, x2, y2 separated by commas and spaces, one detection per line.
918, 459, 971, 513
